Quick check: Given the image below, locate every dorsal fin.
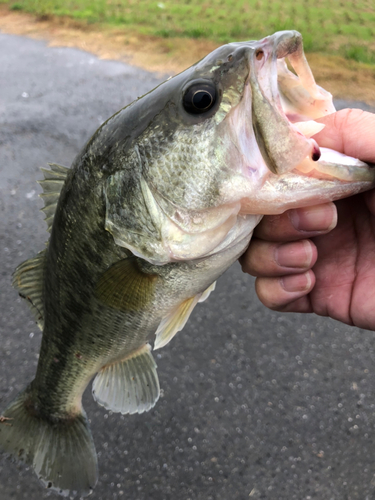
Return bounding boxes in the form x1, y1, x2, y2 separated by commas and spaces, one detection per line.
38, 163, 69, 232
12, 163, 68, 329
12, 250, 46, 330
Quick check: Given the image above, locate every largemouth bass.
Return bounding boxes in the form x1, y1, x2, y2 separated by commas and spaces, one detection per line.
0, 31, 374, 497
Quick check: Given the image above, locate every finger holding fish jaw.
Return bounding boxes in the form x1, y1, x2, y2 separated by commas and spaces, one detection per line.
254, 270, 316, 313
242, 238, 317, 311
239, 203, 337, 311
240, 107, 375, 313
243, 237, 316, 312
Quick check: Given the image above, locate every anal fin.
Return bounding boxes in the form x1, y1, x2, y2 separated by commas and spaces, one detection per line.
92, 344, 160, 415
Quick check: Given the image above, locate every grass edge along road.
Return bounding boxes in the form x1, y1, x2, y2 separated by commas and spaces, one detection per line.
0, 4, 374, 105
4, 0, 375, 63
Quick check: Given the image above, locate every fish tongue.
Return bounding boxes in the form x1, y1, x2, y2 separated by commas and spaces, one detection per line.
293, 120, 325, 138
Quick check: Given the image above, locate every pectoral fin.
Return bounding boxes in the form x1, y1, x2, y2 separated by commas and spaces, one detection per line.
92, 344, 160, 415
95, 257, 158, 312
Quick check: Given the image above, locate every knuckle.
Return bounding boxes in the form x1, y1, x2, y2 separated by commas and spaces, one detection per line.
240, 242, 269, 277
239, 252, 255, 276
255, 214, 283, 239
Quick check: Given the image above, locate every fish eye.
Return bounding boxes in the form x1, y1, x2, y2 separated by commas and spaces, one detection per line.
183, 83, 217, 114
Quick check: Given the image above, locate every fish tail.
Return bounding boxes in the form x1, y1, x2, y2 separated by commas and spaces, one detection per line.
0, 386, 98, 497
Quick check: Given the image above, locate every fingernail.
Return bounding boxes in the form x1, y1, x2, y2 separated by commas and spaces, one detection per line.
290, 203, 337, 232
275, 240, 313, 269
281, 271, 312, 292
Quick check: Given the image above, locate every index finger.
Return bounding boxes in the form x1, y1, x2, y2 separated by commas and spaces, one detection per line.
254, 202, 337, 241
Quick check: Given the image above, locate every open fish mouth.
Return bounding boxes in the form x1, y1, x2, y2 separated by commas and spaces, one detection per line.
250, 30, 374, 183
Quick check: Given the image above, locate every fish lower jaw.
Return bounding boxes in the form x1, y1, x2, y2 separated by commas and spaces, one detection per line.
239, 178, 375, 216
294, 148, 375, 183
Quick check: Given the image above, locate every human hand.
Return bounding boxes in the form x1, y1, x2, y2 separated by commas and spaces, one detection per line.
240, 109, 375, 330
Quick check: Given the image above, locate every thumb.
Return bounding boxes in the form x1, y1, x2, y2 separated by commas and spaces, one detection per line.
313, 108, 375, 164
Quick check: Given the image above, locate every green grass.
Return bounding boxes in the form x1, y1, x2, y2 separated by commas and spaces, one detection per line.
343, 44, 375, 64
2, 0, 375, 63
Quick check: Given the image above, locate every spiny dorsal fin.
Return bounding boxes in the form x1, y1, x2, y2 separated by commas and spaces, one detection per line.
92, 344, 160, 415
12, 250, 46, 330
154, 281, 217, 350
38, 163, 69, 232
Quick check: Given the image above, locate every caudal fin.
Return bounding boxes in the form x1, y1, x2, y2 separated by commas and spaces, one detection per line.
0, 387, 98, 497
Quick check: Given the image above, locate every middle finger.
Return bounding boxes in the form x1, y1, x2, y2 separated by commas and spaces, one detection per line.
240, 238, 317, 277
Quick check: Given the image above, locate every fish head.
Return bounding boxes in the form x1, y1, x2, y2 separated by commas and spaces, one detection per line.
102, 31, 375, 264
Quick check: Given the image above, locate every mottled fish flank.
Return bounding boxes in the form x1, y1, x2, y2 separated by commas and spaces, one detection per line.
1, 31, 374, 497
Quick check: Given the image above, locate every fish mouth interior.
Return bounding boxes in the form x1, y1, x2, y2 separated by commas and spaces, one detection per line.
256, 33, 373, 182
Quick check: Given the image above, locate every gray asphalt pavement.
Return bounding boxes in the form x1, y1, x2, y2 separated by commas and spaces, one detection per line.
1, 32, 375, 500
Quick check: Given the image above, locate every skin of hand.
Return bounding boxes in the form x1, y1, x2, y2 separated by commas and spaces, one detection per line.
240, 109, 375, 331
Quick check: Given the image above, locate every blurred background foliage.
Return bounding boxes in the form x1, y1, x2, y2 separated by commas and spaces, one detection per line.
1, 0, 375, 64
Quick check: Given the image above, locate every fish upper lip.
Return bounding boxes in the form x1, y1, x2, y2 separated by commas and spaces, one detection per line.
248, 31, 320, 176
251, 31, 373, 182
